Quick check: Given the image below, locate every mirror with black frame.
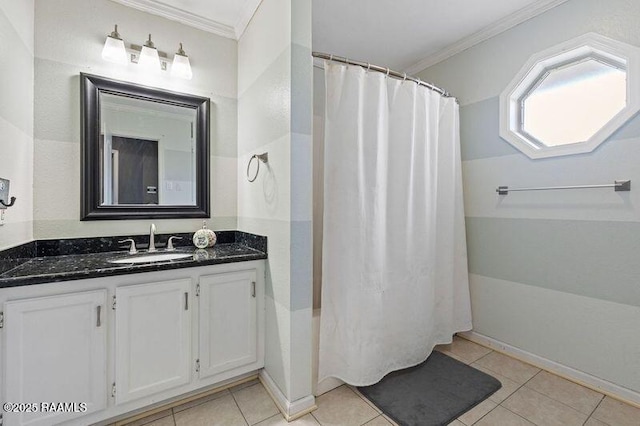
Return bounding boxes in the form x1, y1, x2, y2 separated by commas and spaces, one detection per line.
80, 73, 210, 220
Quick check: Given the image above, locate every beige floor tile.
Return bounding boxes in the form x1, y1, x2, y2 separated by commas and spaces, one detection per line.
525, 370, 603, 415
470, 363, 521, 403
457, 399, 497, 425
254, 413, 320, 426
591, 396, 640, 426
584, 417, 608, 426
230, 379, 261, 393
144, 416, 176, 426
502, 387, 588, 426
348, 386, 382, 414
172, 389, 231, 413
447, 421, 465, 426
474, 406, 533, 426
363, 415, 393, 425
473, 352, 540, 384
312, 385, 378, 426
437, 350, 468, 364
123, 409, 173, 426
233, 383, 279, 425
437, 336, 493, 364
174, 393, 247, 426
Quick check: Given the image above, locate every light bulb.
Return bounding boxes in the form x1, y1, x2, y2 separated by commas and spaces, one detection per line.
138, 34, 160, 72
171, 43, 193, 80
101, 25, 127, 65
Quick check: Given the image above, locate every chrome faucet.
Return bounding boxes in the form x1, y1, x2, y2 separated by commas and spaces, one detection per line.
149, 223, 157, 252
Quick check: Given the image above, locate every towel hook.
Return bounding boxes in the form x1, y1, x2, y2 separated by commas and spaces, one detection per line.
0, 196, 16, 208
247, 153, 269, 182
0, 178, 15, 209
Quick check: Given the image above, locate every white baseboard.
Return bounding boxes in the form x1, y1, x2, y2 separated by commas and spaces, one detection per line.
259, 370, 317, 421
460, 331, 640, 407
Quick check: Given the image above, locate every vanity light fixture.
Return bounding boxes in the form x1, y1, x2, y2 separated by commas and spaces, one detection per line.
171, 43, 193, 80
101, 24, 127, 65
101, 25, 193, 79
138, 34, 161, 72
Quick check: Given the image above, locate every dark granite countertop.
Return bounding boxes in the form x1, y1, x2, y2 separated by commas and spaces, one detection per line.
0, 231, 267, 288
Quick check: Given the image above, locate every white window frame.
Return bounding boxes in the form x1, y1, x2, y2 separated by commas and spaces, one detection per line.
499, 33, 640, 159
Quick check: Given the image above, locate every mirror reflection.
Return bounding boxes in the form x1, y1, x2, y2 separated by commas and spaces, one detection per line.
99, 93, 197, 206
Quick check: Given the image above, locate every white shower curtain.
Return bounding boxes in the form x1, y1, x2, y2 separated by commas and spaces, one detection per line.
318, 61, 472, 386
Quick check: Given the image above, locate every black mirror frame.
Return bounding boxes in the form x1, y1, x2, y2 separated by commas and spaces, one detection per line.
80, 73, 210, 220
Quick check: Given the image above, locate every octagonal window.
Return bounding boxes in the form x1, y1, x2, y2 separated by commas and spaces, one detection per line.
500, 33, 640, 159
522, 59, 626, 147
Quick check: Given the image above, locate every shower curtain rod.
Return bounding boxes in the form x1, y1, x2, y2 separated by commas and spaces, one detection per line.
312, 51, 453, 98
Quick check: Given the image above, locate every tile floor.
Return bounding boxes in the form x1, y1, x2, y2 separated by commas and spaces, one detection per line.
121, 336, 640, 426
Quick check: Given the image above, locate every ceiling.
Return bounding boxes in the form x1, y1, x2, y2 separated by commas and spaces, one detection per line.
111, 0, 569, 72
313, 0, 569, 73
109, 0, 262, 39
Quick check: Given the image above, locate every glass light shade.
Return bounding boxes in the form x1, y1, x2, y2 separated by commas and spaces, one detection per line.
171, 54, 193, 80
138, 45, 161, 72
102, 36, 127, 65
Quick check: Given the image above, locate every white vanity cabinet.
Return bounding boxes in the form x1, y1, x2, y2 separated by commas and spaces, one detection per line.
114, 279, 192, 404
198, 270, 260, 379
2, 290, 107, 426
0, 260, 265, 426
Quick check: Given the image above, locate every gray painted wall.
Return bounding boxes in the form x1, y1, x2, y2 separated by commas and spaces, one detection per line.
417, 0, 640, 393
238, 0, 313, 404
33, 0, 238, 239
0, 0, 34, 250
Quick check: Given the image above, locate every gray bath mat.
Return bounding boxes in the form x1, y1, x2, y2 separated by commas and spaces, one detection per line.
357, 351, 501, 426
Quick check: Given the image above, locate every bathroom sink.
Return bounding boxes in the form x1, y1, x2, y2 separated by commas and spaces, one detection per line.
109, 253, 193, 264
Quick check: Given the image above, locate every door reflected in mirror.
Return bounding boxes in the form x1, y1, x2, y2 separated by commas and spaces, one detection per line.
99, 93, 197, 206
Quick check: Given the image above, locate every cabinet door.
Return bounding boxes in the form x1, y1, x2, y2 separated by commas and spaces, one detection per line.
115, 279, 192, 404
199, 270, 258, 379
4, 290, 107, 426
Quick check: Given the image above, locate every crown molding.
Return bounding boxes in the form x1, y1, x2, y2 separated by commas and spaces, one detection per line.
404, 0, 571, 74
109, 0, 238, 40
234, 0, 263, 39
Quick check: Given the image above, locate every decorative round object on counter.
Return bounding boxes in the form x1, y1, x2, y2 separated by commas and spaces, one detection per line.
192, 229, 209, 249
192, 221, 216, 248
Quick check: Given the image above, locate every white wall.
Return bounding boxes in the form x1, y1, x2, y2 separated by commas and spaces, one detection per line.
417, 0, 640, 395
0, 0, 34, 250
238, 0, 314, 409
33, 0, 238, 238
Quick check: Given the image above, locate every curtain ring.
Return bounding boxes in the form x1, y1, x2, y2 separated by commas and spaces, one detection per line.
386, 68, 390, 77
403, 73, 407, 82
346, 58, 349, 68
367, 63, 371, 72
329, 54, 333, 62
